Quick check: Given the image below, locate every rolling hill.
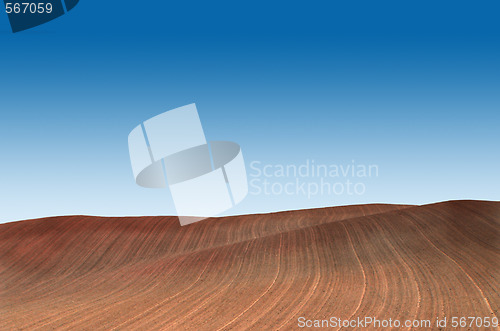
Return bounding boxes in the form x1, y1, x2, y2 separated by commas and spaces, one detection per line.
0, 201, 498, 330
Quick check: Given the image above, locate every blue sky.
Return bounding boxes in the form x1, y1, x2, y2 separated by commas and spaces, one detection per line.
1, 1, 499, 222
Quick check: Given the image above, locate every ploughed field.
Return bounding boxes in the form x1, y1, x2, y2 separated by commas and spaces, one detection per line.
0, 201, 499, 330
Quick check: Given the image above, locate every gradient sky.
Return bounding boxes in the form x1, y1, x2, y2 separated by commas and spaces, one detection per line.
1, 1, 499, 223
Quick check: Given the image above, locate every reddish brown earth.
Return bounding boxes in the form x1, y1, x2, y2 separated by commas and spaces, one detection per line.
0, 201, 499, 330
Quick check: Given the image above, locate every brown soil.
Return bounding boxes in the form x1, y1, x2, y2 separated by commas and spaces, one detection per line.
0, 201, 498, 330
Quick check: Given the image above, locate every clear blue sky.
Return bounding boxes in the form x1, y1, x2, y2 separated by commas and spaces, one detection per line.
1, 1, 499, 222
